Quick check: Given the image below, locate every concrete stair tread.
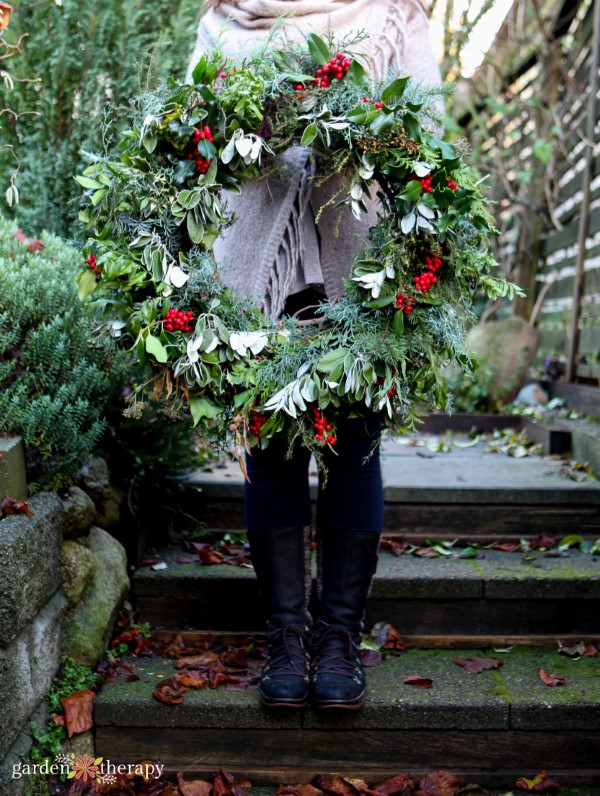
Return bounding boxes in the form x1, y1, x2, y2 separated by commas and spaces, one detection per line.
134, 547, 600, 601
182, 432, 600, 505
94, 647, 600, 731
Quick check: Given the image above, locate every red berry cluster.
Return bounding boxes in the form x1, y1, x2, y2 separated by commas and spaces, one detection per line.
295, 53, 352, 92
395, 293, 416, 315
362, 97, 383, 109
189, 126, 214, 174
413, 253, 443, 294
446, 176, 458, 190
249, 410, 267, 437
86, 253, 100, 275
424, 252, 443, 273
163, 308, 194, 333
419, 175, 433, 192
312, 406, 336, 446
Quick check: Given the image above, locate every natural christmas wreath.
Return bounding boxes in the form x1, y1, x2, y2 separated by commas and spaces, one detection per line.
76, 31, 523, 461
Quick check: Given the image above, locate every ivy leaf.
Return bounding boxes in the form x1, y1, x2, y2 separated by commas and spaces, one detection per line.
306, 32, 330, 65
77, 270, 97, 300
301, 123, 319, 147
381, 76, 410, 105
145, 334, 168, 363
189, 397, 223, 424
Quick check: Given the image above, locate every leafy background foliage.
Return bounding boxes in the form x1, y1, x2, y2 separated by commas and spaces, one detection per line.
0, 0, 202, 238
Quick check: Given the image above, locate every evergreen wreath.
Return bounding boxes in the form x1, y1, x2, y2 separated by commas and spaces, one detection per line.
76, 31, 523, 464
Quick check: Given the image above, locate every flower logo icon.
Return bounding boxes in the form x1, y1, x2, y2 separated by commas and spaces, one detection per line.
67, 754, 102, 781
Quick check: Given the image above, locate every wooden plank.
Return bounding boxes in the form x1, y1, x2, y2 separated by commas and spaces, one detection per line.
186, 500, 600, 536
150, 628, 600, 649
94, 727, 600, 784
542, 207, 600, 256
547, 382, 600, 414
136, 594, 600, 636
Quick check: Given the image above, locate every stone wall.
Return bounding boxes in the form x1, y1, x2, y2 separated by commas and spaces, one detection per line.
0, 443, 130, 795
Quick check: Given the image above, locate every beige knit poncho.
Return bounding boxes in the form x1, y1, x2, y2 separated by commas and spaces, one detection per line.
188, 0, 442, 318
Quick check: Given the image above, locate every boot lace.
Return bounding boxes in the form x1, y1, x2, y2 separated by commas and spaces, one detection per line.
262, 626, 310, 679
311, 625, 363, 680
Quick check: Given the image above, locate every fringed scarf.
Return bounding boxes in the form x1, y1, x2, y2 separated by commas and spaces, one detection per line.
187, 0, 441, 319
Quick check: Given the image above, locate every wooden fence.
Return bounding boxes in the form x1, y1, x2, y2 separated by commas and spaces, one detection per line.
459, 0, 600, 382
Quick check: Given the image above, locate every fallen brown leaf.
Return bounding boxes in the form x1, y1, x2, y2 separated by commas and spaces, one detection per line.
1, 496, 34, 517
153, 678, 187, 705
177, 771, 213, 796
492, 542, 522, 552
361, 649, 383, 667
276, 785, 323, 796
60, 689, 95, 737
530, 532, 556, 550
372, 771, 414, 796
316, 775, 363, 796
558, 640, 597, 657
175, 652, 221, 669
452, 657, 503, 674
538, 669, 565, 687
515, 770, 560, 792
416, 770, 462, 796
403, 674, 433, 688
174, 670, 209, 689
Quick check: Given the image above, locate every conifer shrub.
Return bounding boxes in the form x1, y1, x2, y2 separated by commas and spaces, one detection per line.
0, 217, 113, 491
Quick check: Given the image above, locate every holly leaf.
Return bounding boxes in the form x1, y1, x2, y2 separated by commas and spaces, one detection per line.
381, 76, 410, 105
306, 32, 330, 65
346, 59, 366, 86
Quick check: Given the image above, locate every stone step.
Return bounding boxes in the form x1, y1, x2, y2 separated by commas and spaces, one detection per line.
133, 546, 600, 637
94, 647, 600, 787
179, 433, 600, 538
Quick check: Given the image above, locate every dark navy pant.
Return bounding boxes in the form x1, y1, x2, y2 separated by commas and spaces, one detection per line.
244, 412, 384, 534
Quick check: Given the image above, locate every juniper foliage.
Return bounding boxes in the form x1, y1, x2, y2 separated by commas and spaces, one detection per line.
0, 0, 202, 237
0, 217, 113, 491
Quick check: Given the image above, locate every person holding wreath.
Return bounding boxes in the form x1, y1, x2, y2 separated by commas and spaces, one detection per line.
187, 0, 442, 710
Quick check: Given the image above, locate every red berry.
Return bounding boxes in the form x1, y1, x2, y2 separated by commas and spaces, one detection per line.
374, 101, 382, 109
316, 68, 323, 76
336, 52, 344, 60
220, 72, 227, 78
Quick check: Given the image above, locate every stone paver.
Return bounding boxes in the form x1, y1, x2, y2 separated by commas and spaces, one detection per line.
134, 547, 600, 602
94, 647, 600, 732
183, 432, 600, 505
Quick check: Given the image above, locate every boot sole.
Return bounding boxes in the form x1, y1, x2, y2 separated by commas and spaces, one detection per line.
314, 691, 365, 710
260, 696, 309, 709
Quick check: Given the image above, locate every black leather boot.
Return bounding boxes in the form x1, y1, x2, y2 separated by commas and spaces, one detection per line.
311, 527, 380, 709
247, 526, 312, 708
